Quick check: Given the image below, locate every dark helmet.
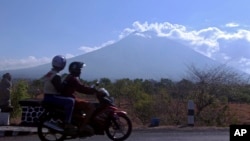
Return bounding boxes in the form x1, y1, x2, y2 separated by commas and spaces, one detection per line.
52, 55, 66, 71
68, 61, 85, 77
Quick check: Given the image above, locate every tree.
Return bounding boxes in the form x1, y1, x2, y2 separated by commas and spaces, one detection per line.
133, 91, 154, 125
186, 64, 246, 123
99, 78, 112, 86
112, 78, 132, 107
29, 79, 43, 98
175, 79, 194, 99
11, 80, 30, 118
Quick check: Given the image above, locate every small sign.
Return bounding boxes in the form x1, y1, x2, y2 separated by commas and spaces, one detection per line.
230, 125, 250, 141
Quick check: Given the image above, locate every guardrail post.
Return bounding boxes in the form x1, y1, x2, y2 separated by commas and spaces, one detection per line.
0, 111, 10, 125
188, 100, 195, 126
0, 106, 13, 126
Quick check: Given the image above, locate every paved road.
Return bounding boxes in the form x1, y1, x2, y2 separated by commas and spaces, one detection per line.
0, 127, 230, 141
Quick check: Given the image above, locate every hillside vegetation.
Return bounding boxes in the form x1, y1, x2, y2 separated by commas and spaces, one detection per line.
9, 65, 250, 127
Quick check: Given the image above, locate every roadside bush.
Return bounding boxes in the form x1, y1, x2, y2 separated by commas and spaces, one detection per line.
11, 80, 30, 118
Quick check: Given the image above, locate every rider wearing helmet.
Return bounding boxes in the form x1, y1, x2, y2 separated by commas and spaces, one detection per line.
61, 61, 99, 135
41, 55, 76, 133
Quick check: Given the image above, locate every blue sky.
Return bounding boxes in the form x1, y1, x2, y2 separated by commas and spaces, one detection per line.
1, 0, 250, 71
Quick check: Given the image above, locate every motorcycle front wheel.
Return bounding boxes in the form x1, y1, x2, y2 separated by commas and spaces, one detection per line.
105, 113, 132, 141
37, 115, 66, 141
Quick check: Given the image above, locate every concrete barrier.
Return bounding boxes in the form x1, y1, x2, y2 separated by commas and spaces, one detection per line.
0, 126, 37, 137
19, 99, 44, 126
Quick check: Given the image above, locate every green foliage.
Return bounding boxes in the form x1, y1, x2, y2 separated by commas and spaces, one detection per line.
133, 92, 154, 125
29, 79, 43, 98
13, 64, 250, 126
11, 80, 30, 118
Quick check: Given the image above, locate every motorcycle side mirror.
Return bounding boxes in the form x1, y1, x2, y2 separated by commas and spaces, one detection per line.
95, 81, 99, 87
90, 84, 95, 88
91, 81, 100, 88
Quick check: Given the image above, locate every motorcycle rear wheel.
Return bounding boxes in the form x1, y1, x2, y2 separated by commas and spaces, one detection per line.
37, 116, 66, 141
105, 113, 132, 141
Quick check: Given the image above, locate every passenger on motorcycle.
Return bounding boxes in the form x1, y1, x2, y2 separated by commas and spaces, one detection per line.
61, 61, 100, 135
41, 55, 76, 133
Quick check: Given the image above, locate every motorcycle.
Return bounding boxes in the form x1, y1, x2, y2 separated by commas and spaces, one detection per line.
37, 84, 132, 141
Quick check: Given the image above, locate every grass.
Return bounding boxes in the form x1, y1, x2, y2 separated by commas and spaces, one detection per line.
229, 103, 250, 124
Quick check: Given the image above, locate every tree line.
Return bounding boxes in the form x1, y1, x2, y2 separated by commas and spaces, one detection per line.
10, 65, 250, 126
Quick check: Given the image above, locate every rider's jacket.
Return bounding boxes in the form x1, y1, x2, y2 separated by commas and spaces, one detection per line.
41, 69, 61, 94
61, 74, 97, 98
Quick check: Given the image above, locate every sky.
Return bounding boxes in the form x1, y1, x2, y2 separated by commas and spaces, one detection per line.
1, 0, 250, 72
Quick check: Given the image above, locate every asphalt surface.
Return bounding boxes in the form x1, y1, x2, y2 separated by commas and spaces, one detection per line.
1, 132, 230, 141
0, 125, 229, 137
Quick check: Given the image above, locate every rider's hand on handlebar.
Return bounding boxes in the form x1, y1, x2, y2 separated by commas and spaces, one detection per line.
96, 91, 105, 97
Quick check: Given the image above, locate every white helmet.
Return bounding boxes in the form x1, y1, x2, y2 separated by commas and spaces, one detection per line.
52, 55, 66, 71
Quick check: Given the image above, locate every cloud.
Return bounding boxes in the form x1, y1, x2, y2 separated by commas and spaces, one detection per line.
239, 57, 250, 65
134, 32, 152, 38
65, 54, 75, 59
119, 28, 136, 39
0, 40, 115, 71
0, 53, 78, 71
79, 40, 115, 54
78, 46, 99, 53
0, 56, 51, 71
117, 21, 250, 73
3, 21, 250, 73
120, 21, 250, 57
232, 57, 250, 74
225, 22, 239, 27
